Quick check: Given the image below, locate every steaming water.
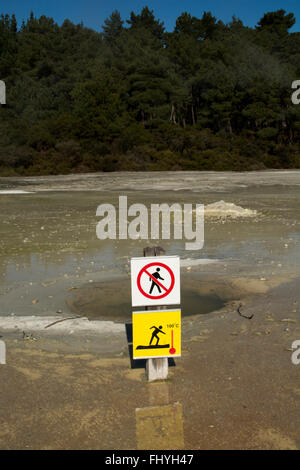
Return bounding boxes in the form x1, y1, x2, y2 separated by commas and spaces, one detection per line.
0, 170, 299, 319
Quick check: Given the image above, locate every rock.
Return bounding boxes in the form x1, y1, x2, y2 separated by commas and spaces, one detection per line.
22, 331, 37, 341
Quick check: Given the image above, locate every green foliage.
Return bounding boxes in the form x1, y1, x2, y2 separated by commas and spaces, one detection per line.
102, 10, 124, 42
0, 7, 299, 175
126, 6, 165, 40
257, 9, 296, 34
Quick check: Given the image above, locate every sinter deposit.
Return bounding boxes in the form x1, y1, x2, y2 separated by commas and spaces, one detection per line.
205, 200, 257, 218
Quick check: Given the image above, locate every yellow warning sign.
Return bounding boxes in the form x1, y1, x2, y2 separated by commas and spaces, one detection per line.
132, 309, 181, 359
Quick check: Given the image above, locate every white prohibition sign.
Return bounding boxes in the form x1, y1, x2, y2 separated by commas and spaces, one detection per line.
131, 256, 180, 307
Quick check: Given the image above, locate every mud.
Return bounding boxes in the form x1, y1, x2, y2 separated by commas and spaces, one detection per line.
0, 170, 299, 449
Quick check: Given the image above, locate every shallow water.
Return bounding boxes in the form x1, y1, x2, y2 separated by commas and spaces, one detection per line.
0, 170, 299, 318
66, 279, 226, 321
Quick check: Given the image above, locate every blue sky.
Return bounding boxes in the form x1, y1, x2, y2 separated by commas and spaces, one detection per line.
1, 0, 300, 32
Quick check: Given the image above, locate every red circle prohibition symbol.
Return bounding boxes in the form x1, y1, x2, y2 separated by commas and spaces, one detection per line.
137, 262, 175, 300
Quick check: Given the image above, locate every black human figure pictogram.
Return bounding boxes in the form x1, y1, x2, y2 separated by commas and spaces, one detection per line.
149, 325, 166, 346
136, 323, 170, 350
149, 267, 164, 294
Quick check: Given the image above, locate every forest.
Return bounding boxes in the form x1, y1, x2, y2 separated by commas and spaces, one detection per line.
0, 7, 299, 175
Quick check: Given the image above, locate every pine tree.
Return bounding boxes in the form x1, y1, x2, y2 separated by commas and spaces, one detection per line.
102, 10, 123, 42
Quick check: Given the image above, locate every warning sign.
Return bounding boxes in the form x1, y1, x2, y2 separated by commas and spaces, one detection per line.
131, 256, 180, 307
132, 309, 181, 359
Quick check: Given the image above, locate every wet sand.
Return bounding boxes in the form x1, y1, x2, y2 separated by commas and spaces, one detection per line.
1, 276, 300, 450
0, 171, 299, 449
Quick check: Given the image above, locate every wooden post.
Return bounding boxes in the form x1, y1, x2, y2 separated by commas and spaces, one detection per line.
143, 246, 168, 382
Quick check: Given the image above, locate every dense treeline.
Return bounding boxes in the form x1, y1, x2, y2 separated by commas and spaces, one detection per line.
0, 7, 300, 174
